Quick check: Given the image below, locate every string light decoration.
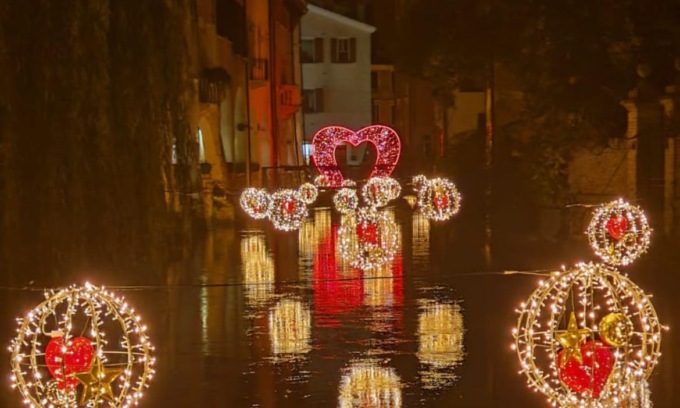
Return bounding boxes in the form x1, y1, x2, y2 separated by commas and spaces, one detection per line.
268, 298, 311, 361
240, 188, 271, 220
417, 300, 465, 390
416, 177, 461, 221
513, 262, 664, 407
333, 188, 359, 215
312, 125, 401, 188
412, 174, 427, 192
9, 283, 155, 408
268, 190, 308, 231
586, 199, 652, 266
362, 177, 401, 208
341, 179, 357, 188
338, 360, 402, 408
298, 182, 318, 205
337, 208, 400, 271
241, 233, 275, 306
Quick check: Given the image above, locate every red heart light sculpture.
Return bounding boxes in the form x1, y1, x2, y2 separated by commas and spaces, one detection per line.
356, 221, 380, 246
312, 126, 401, 188
45, 336, 94, 390
557, 340, 614, 399
606, 215, 628, 241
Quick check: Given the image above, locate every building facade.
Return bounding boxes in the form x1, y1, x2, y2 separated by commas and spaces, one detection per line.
301, 4, 375, 165
185, 0, 306, 220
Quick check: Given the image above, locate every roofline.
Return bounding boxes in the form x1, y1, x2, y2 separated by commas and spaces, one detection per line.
305, 4, 376, 33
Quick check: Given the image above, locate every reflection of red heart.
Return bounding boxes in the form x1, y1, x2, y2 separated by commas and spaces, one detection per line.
45, 336, 94, 390
606, 215, 628, 241
356, 222, 380, 246
312, 126, 401, 188
557, 340, 613, 399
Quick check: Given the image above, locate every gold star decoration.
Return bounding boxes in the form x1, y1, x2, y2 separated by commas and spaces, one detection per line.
556, 312, 589, 367
74, 359, 124, 405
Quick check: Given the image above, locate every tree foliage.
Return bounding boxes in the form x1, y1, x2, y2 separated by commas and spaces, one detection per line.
0, 0, 197, 283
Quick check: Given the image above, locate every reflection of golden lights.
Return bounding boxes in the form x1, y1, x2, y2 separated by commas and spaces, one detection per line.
418, 301, 464, 389
241, 233, 274, 306
338, 360, 402, 408
314, 207, 332, 240
298, 217, 316, 259
412, 212, 430, 263
269, 298, 312, 359
363, 266, 395, 307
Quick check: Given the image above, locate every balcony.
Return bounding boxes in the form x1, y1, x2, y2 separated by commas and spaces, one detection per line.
249, 58, 269, 88
199, 68, 229, 104
277, 85, 301, 119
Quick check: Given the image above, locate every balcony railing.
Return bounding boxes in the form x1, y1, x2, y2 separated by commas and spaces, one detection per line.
249, 58, 269, 82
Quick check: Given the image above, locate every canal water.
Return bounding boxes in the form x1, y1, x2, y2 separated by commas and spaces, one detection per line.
1, 200, 678, 407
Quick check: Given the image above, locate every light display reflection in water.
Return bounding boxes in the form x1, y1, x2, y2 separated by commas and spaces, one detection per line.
241, 231, 275, 307
417, 300, 465, 390
269, 297, 312, 362
338, 360, 402, 408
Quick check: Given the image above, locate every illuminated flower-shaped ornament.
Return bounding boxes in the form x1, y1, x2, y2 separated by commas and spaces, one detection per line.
586, 199, 651, 266
268, 190, 307, 231
513, 263, 663, 407
240, 188, 271, 220
298, 182, 319, 205
362, 177, 401, 208
9, 283, 155, 408
333, 188, 359, 215
338, 208, 399, 270
416, 178, 461, 221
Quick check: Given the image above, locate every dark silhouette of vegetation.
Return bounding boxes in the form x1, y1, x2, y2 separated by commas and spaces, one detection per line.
0, 1, 198, 284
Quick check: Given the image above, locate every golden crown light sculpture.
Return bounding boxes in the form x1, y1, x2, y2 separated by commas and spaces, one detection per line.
513, 200, 665, 408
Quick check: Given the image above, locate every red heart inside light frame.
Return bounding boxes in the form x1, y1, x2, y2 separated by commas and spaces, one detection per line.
45, 336, 94, 390
312, 126, 401, 188
557, 340, 614, 399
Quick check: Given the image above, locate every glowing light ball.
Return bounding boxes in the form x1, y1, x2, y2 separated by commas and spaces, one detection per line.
513, 263, 663, 407
9, 283, 155, 408
312, 125, 401, 188
362, 177, 401, 208
586, 199, 651, 266
338, 208, 399, 270
268, 190, 307, 231
416, 178, 461, 221
412, 174, 427, 192
240, 188, 271, 219
338, 360, 402, 408
333, 188, 359, 215
298, 182, 319, 205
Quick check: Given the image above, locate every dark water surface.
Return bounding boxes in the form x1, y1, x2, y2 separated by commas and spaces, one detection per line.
1, 204, 679, 407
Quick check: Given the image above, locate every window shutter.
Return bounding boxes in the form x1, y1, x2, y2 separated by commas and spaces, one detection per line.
349, 38, 357, 62
331, 38, 338, 63
314, 38, 324, 63
315, 88, 324, 112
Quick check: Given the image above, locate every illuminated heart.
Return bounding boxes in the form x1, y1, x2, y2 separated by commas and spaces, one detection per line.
312, 126, 401, 188
557, 340, 613, 399
606, 215, 628, 241
283, 199, 297, 215
45, 336, 94, 390
433, 191, 448, 210
356, 221, 380, 246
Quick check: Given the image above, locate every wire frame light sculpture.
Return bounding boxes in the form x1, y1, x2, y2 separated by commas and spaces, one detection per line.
415, 177, 462, 221
337, 208, 399, 271
338, 360, 402, 408
333, 188, 359, 215
298, 182, 319, 205
311, 125, 401, 188
9, 283, 155, 408
586, 199, 652, 266
268, 190, 308, 231
239, 188, 271, 220
362, 177, 401, 208
513, 262, 663, 407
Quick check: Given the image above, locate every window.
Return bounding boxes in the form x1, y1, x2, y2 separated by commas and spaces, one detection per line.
303, 88, 324, 113
301, 38, 324, 63
197, 128, 206, 163
331, 38, 356, 63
